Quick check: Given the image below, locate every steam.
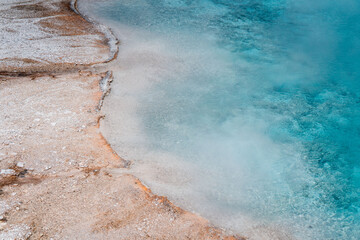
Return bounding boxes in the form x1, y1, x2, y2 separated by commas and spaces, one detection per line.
79, 0, 360, 239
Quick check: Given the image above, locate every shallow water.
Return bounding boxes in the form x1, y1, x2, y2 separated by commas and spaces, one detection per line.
79, 0, 360, 239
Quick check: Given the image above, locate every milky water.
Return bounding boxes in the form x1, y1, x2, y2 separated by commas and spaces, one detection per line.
79, 0, 360, 239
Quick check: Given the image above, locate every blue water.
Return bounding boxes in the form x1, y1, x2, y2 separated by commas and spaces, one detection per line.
80, 0, 360, 239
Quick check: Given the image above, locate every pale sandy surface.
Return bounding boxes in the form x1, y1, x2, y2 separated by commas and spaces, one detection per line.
0, 0, 242, 239
0, 0, 115, 73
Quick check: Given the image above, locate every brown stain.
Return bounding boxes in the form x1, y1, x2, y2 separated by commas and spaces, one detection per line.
0, 62, 81, 76
133, 178, 152, 195
92, 210, 139, 232
11, 4, 48, 13
225, 236, 248, 240
39, 15, 95, 36
97, 133, 122, 162
0, 166, 43, 189
1, 57, 43, 64
82, 167, 101, 176
0, 175, 42, 189
9, 3, 53, 19
132, 177, 184, 214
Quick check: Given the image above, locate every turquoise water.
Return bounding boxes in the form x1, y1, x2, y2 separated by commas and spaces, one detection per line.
80, 0, 360, 239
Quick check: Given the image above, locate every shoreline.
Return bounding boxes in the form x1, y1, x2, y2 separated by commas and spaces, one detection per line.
0, 0, 242, 239
76, 2, 298, 239
71, 0, 119, 64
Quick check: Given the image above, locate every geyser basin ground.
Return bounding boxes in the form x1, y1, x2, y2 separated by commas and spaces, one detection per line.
79, 0, 360, 239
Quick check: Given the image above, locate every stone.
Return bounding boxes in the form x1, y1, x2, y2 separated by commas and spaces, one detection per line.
0, 169, 16, 175
16, 162, 25, 168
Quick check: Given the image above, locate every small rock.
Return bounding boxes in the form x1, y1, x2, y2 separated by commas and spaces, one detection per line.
0, 222, 7, 230
16, 162, 24, 168
79, 163, 88, 168
0, 169, 16, 175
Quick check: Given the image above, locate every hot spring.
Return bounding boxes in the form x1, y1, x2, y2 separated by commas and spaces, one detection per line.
79, 0, 360, 239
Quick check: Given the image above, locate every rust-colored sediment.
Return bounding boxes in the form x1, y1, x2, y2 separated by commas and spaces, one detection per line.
0, 165, 43, 189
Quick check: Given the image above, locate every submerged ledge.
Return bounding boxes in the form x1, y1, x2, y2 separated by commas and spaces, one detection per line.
0, 0, 242, 239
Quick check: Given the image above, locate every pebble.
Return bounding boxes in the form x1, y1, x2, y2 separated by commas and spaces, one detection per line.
16, 162, 25, 168
0, 169, 16, 175
0, 222, 7, 230
79, 163, 88, 168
